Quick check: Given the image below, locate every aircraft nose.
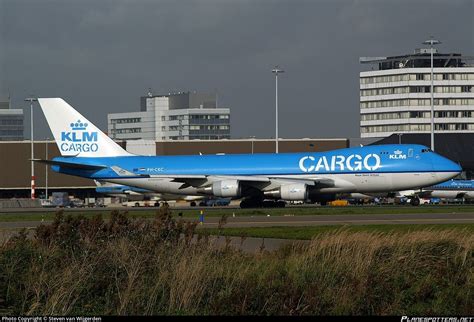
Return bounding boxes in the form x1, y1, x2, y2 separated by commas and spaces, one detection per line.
433, 153, 462, 181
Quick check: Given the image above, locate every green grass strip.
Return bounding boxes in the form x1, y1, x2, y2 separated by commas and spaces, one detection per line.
197, 223, 474, 240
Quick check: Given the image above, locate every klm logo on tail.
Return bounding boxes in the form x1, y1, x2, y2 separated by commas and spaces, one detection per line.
60, 120, 99, 153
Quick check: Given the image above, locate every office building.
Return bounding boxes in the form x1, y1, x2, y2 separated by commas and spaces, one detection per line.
108, 91, 231, 140
0, 96, 24, 141
360, 49, 474, 138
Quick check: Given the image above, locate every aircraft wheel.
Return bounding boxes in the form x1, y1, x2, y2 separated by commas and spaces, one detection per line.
240, 198, 263, 208
410, 197, 420, 206
276, 201, 286, 208
262, 200, 275, 208
190, 201, 196, 207
134, 202, 140, 207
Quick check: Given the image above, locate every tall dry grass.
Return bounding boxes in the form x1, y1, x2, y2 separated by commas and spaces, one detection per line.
0, 209, 472, 315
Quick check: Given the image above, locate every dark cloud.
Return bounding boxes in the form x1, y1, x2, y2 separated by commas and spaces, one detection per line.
1, 0, 473, 140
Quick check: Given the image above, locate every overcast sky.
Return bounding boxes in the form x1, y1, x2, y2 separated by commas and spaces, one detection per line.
1, 0, 473, 140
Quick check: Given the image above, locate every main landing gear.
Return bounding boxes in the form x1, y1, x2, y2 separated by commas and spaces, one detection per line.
239, 197, 286, 208
410, 197, 420, 206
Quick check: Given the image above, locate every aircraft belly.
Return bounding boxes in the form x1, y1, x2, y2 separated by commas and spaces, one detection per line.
465, 192, 474, 199
429, 191, 461, 199
391, 172, 444, 191
106, 178, 200, 196
331, 173, 392, 193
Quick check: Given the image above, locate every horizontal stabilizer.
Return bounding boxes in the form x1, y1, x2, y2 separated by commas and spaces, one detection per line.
32, 159, 106, 170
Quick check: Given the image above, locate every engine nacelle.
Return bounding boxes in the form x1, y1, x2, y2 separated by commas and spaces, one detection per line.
212, 180, 241, 198
264, 183, 308, 201
280, 183, 308, 200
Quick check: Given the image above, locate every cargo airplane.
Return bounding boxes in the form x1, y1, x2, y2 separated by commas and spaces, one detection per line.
35, 98, 462, 208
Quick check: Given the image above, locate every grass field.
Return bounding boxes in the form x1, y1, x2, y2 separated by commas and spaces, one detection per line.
0, 209, 472, 315
1, 204, 474, 222
197, 223, 474, 240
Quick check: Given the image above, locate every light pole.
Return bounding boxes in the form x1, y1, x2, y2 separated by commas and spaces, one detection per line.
25, 97, 37, 199
249, 136, 256, 154
422, 37, 441, 151
272, 66, 284, 153
45, 138, 49, 200
397, 133, 403, 144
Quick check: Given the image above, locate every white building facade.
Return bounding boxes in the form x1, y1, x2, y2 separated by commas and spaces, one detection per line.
108, 91, 230, 140
0, 97, 24, 141
360, 50, 474, 138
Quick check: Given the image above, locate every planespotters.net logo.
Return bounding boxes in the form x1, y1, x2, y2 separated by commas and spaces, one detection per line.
59, 120, 99, 153
401, 317, 474, 322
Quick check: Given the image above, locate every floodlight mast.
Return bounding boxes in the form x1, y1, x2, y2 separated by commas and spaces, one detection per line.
272, 66, 284, 153
423, 37, 441, 151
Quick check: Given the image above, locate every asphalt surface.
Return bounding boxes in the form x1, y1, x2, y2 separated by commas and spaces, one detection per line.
1, 212, 473, 230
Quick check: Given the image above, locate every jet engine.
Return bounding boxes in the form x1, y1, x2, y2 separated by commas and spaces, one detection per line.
264, 183, 308, 201
212, 180, 242, 198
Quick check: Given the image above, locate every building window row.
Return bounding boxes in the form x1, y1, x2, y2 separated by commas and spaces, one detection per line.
360, 73, 474, 84
162, 114, 230, 121
361, 110, 473, 121
435, 111, 472, 118
189, 114, 229, 120
435, 123, 471, 131
361, 123, 474, 133
169, 115, 186, 121
360, 87, 409, 96
190, 125, 230, 131
189, 135, 231, 140
361, 98, 474, 109
111, 117, 141, 124
361, 85, 473, 96
111, 128, 142, 134
0, 119, 23, 125
162, 125, 231, 131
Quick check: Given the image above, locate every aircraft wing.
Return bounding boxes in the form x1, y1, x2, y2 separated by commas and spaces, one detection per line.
149, 174, 336, 191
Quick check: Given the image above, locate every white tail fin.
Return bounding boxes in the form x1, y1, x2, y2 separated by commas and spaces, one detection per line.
38, 98, 131, 157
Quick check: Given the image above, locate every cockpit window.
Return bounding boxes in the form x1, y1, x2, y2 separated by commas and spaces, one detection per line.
421, 149, 433, 153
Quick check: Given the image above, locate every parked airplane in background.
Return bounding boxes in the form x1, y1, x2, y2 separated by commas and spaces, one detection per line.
94, 180, 204, 205
348, 179, 474, 205
35, 98, 462, 208
419, 179, 474, 200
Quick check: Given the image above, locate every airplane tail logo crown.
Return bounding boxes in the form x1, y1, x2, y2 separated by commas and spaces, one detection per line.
37, 98, 131, 158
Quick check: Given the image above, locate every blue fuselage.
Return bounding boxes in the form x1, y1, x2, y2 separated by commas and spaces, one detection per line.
49, 144, 461, 196
52, 144, 459, 179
